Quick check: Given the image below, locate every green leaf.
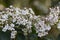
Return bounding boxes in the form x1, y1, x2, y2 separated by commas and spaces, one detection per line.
16, 33, 25, 40
57, 34, 60, 40
0, 31, 10, 40
29, 34, 37, 40
43, 35, 56, 40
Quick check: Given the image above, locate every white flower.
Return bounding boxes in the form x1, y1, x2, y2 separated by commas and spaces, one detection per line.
2, 24, 9, 32
44, 24, 51, 31
2, 14, 8, 19
10, 5, 13, 8
8, 12, 13, 16
0, 19, 5, 21
22, 19, 28, 25
57, 6, 60, 13
8, 27, 15, 31
24, 7, 29, 14
29, 14, 33, 18
38, 20, 45, 27
15, 8, 21, 14
11, 31, 17, 38
11, 31, 17, 35
21, 10, 27, 15
48, 14, 53, 20
29, 8, 34, 14
10, 23, 15, 27
0, 12, 2, 14
12, 18, 16, 23
0, 5, 56, 38
34, 16, 39, 19
26, 25, 32, 29
57, 22, 60, 29
2, 28, 7, 32
38, 32, 48, 37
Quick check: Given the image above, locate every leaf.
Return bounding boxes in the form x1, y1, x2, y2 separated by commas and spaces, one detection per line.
29, 34, 37, 40
43, 34, 56, 40
57, 34, 60, 40
16, 33, 25, 40
0, 31, 10, 40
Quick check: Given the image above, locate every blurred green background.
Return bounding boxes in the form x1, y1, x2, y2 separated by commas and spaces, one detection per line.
0, 0, 60, 15
0, 0, 60, 40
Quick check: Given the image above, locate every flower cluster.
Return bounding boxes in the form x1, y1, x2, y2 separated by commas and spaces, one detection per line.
46, 6, 60, 25
0, 5, 60, 39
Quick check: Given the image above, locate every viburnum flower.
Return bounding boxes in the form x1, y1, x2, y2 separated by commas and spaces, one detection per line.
0, 5, 60, 39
